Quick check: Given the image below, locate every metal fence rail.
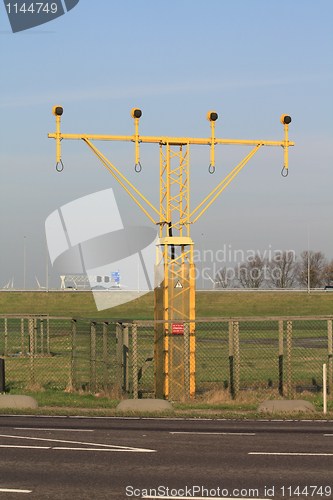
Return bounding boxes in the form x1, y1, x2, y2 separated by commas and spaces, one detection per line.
1, 315, 332, 400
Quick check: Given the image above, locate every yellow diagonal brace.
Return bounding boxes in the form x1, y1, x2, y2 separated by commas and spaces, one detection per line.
83, 139, 159, 225
190, 144, 262, 223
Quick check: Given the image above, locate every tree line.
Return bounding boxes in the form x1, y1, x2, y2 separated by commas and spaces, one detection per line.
215, 251, 333, 289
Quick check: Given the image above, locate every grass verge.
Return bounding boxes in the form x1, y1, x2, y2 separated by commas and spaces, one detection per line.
0, 291, 332, 319
1, 388, 331, 420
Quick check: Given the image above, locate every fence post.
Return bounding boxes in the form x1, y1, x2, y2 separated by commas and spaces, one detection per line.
40, 319, 44, 356
90, 322, 96, 393
184, 323, 190, 400
234, 321, 240, 397
116, 323, 123, 395
21, 318, 25, 354
123, 325, 129, 392
132, 324, 138, 399
4, 319, 8, 357
29, 318, 34, 384
71, 319, 77, 390
228, 321, 234, 398
286, 320, 292, 398
189, 320, 196, 399
328, 320, 332, 395
0, 358, 5, 392
103, 322, 108, 391
323, 363, 327, 414
34, 318, 38, 354
47, 318, 50, 356
278, 320, 284, 396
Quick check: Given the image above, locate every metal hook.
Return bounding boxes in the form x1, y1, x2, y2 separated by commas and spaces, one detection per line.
56, 160, 64, 172
281, 165, 288, 177
135, 162, 142, 173
208, 163, 215, 174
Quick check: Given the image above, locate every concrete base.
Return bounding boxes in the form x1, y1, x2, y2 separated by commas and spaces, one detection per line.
257, 400, 316, 413
116, 399, 174, 412
0, 395, 38, 409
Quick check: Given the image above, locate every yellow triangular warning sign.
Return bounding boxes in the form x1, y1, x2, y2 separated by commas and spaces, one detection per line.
175, 280, 183, 288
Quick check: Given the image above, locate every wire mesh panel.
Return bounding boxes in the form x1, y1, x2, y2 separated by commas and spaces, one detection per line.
0, 317, 30, 390
135, 322, 155, 397
291, 319, 328, 394
72, 320, 119, 394
1, 317, 72, 391
237, 320, 281, 391
195, 321, 229, 393
40, 318, 72, 389
72, 319, 91, 391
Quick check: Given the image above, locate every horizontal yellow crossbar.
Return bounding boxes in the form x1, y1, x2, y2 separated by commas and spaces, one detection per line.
157, 237, 194, 246
48, 132, 294, 148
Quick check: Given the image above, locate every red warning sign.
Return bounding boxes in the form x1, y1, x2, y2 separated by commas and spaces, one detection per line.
172, 323, 184, 335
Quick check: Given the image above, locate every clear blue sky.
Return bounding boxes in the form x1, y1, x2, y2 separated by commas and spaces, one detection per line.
0, 0, 332, 288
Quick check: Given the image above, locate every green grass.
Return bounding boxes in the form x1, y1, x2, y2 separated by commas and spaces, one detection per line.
0, 291, 332, 319
196, 291, 333, 318
7, 388, 120, 408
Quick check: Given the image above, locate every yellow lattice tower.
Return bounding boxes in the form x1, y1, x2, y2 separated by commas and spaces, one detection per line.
154, 141, 195, 400
49, 106, 293, 400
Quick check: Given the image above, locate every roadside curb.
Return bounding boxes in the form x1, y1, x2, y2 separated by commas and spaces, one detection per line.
0, 406, 332, 420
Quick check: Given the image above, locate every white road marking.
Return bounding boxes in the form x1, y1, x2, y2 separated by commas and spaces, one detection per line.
324, 434, 333, 436
0, 443, 151, 453
170, 431, 255, 436
0, 434, 155, 453
70, 416, 141, 419
0, 488, 31, 493
249, 452, 333, 456
141, 417, 190, 421
14, 428, 94, 432
0, 445, 50, 449
0, 415, 65, 418
53, 447, 152, 452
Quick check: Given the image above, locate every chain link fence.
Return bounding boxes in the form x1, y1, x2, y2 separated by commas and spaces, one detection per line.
1, 315, 332, 400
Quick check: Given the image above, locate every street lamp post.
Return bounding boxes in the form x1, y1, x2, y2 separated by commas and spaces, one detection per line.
307, 226, 310, 294
23, 236, 26, 289
201, 233, 204, 289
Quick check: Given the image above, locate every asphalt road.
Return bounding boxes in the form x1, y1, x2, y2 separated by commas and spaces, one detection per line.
0, 416, 332, 500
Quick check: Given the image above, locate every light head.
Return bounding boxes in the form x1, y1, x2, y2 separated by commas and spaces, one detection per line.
280, 114, 291, 125
207, 111, 218, 122
131, 108, 142, 119
52, 106, 63, 116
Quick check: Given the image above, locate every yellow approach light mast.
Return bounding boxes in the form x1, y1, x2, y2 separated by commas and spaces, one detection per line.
49, 106, 293, 400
